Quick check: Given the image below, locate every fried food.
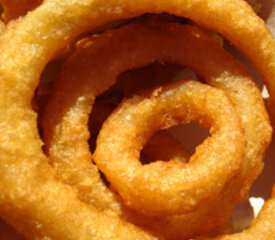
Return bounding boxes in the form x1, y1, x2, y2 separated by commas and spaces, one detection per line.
43, 20, 270, 216
94, 79, 244, 215
39, 19, 271, 238
41, 61, 186, 216
0, 0, 273, 239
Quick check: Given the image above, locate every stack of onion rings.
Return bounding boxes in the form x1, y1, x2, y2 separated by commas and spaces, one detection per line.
41, 20, 271, 238
0, 0, 274, 239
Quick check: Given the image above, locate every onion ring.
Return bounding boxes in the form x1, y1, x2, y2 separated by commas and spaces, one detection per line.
0, 0, 274, 237
40, 20, 271, 238
43, 21, 270, 216
94, 79, 245, 215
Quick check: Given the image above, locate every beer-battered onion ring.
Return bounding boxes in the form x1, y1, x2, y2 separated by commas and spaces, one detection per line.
94, 79, 245, 216
0, 0, 274, 237
0, 0, 42, 22
43, 22, 270, 218
198, 186, 275, 240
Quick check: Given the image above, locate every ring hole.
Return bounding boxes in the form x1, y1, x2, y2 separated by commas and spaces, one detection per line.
140, 130, 190, 165
168, 123, 210, 156
140, 123, 209, 165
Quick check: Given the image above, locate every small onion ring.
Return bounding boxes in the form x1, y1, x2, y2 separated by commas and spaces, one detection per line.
94, 79, 244, 215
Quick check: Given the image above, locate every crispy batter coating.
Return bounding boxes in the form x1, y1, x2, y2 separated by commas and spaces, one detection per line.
0, 0, 273, 238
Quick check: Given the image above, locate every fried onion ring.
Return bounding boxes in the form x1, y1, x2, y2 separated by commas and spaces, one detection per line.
0, 0, 274, 237
94, 79, 244, 215
43, 21, 270, 216
40, 21, 271, 238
